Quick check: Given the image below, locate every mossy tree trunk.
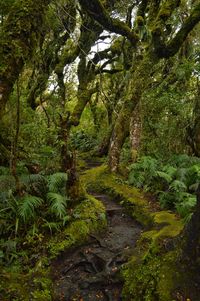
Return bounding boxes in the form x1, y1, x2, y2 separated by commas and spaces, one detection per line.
130, 102, 142, 162
108, 55, 157, 172
79, 0, 200, 171
55, 16, 102, 201
0, 0, 51, 117
187, 83, 200, 156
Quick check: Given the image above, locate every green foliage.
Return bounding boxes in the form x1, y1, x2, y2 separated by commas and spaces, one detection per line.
18, 195, 44, 222
47, 172, 68, 194
47, 192, 69, 219
0, 169, 72, 265
128, 156, 159, 190
128, 155, 199, 220
70, 129, 97, 151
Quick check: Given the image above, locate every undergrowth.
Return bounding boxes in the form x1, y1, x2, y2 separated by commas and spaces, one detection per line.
128, 154, 200, 221
0, 169, 71, 265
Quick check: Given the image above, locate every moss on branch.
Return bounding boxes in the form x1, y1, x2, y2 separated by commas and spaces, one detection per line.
164, 3, 200, 58
78, 0, 138, 45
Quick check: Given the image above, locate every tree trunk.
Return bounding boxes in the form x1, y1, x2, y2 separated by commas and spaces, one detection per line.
130, 103, 142, 162
10, 80, 21, 194
0, 0, 51, 117
108, 54, 157, 172
187, 83, 200, 156
182, 185, 200, 263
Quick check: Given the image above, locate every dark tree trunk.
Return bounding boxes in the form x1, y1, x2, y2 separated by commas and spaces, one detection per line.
187, 84, 200, 157
182, 185, 200, 263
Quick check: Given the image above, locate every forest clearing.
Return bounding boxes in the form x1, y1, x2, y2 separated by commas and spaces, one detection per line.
1, 0, 200, 300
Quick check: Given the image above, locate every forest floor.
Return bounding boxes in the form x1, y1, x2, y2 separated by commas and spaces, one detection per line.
51, 192, 142, 300
51, 161, 142, 300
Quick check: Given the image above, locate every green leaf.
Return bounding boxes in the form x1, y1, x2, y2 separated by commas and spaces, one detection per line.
169, 180, 187, 192
18, 195, 43, 222
156, 171, 172, 184
48, 173, 68, 194
47, 192, 69, 219
175, 195, 196, 218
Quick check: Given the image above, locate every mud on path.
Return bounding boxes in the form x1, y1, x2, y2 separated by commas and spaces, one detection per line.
51, 191, 142, 301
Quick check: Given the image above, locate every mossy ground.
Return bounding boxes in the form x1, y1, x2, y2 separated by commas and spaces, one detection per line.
82, 164, 184, 301
0, 196, 106, 301
0, 163, 186, 301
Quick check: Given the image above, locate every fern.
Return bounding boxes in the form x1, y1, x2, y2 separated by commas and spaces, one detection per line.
47, 192, 69, 219
47, 172, 68, 194
128, 171, 144, 187
169, 180, 187, 192
175, 195, 196, 218
20, 174, 48, 198
156, 171, 172, 184
175, 167, 188, 183
128, 156, 159, 189
162, 165, 177, 177
42, 220, 62, 234
18, 195, 44, 222
0, 166, 10, 175
158, 191, 175, 209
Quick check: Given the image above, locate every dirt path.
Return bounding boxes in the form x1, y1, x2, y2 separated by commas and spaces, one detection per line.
51, 191, 142, 301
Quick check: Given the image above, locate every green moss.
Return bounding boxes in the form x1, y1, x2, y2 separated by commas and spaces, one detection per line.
81, 164, 153, 226
122, 250, 178, 301
0, 258, 53, 301
0, 196, 106, 300
82, 164, 184, 300
122, 211, 183, 300
48, 196, 106, 257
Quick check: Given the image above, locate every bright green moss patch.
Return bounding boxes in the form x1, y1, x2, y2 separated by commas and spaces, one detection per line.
81, 164, 153, 226
122, 211, 183, 300
122, 250, 179, 301
48, 196, 106, 257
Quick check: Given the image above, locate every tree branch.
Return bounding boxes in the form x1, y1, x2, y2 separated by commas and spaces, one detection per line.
163, 4, 200, 58
78, 0, 138, 45
97, 69, 123, 74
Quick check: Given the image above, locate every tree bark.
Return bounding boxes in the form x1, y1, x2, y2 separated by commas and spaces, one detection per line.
182, 185, 200, 263
130, 103, 142, 162
108, 55, 157, 172
0, 0, 51, 117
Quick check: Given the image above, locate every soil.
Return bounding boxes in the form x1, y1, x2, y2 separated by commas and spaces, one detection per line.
51, 192, 142, 301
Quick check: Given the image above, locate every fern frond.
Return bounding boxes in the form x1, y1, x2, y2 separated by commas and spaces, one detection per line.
18, 195, 44, 222
20, 173, 47, 187
42, 220, 62, 234
162, 165, 177, 178
156, 171, 172, 184
0, 190, 18, 215
20, 174, 48, 198
169, 180, 187, 192
175, 167, 188, 183
175, 195, 196, 218
47, 192, 68, 219
47, 173, 68, 194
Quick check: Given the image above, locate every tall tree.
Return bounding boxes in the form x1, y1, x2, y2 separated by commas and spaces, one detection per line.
79, 0, 200, 171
